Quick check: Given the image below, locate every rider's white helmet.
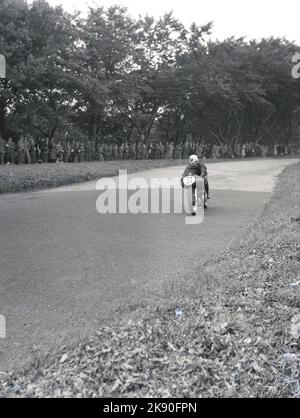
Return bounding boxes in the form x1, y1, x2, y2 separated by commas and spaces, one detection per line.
188, 154, 199, 167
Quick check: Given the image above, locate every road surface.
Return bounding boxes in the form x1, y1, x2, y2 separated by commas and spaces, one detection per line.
0, 159, 298, 371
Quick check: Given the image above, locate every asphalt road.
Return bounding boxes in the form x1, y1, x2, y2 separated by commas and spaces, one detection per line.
0, 159, 298, 371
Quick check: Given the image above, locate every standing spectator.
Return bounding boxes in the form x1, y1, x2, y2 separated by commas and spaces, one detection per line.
85, 140, 92, 162
279, 144, 285, 156
109, 143, 114, 160
159, 142, 165, 159
0, 135, 5, 164
56, 141, 64, 162
105, 143, 111, 161
154, 142, 161, 159
254, 143, 260, 157
123, 142, 129, 160
129, 142, 136, 159
46, 138, 50, 162
245, 142, 250, 157
241, 143, 246, 158
215, 144, 220, 159
102, 143, 108, 161
97, 142, 104, 161
69, 140, 75, 162
49, 138, 57, 162
207, 143, 213, 158
91, 140, 96, 161
75, 141, 82, 162
35, 140, 42, 163
164, 142, 169, 159
112, 143, 119, 160
28, 137, 36, 163
148, 142, 154, 159
142, 142, 148, 159
17, 136, 25, 164
5, 139, 9, 162
24, 136, 31, 163
234, 143, 241, 158
80, 142, 85, 162
70, 141, 76, 162
136, 141, 144, 160
182, 140, 190, 159
40, 138, 49, 163
174, 142, 183, 159
64, 140, 71, 163
211, 144, 217, 159
164, 142, 172, 159
169, 141, 174, 159
85, 140, 90, 162
238, 143, 242, 158
269, 144, 274, 156
287, 142, 293, 155
225, 143, 231, 158
195, 142, 203, 158
219, 143, 224, 159
74, 141, 80, 162
101, 142, 107, 161
6, 137, 15, 163
139, 135, 147, 159
82, 142, 86, 161
190, 141, 196, 154
118, 142, 124, 160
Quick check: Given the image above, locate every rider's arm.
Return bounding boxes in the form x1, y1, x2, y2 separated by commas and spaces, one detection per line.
200, 163, 207, 177
181, 166, 190, 187
182, 166, 190, 178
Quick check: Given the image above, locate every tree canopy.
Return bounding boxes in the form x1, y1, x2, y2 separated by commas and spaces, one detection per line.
0, 0, 299, 146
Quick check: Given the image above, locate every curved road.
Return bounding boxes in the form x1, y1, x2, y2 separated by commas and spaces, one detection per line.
0, 159, 298, 371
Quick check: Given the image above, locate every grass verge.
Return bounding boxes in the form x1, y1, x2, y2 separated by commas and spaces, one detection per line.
0, 160, 186, 194
1, 156, 294, 195
0, 163, 299, 398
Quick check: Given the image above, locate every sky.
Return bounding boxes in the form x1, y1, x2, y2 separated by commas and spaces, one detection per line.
46, 0, 300, 44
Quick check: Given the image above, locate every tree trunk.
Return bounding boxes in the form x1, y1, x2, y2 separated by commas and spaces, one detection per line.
0, 99, 6, 137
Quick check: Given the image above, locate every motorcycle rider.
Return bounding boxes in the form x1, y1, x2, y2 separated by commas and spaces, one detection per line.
181, 154, 210, 201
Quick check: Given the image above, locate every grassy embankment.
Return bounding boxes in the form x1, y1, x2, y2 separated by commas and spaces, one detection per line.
0, 160, 186, 194
1, 156, 296, 194
0, 163, 299, 397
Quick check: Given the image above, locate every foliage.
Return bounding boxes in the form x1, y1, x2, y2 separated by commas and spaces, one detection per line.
0, 0, 299, 145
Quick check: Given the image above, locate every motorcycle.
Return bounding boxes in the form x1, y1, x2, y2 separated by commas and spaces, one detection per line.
182, 173, 208, 216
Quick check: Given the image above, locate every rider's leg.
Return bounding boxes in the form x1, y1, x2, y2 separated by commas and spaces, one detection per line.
204, 178, 210, 199
192, 183, 196, 206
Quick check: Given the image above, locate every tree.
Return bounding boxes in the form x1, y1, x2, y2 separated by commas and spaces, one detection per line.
0, 0, 78, 139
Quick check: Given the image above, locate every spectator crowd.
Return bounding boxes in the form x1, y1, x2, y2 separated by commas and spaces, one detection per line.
0, 135, 298, 165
